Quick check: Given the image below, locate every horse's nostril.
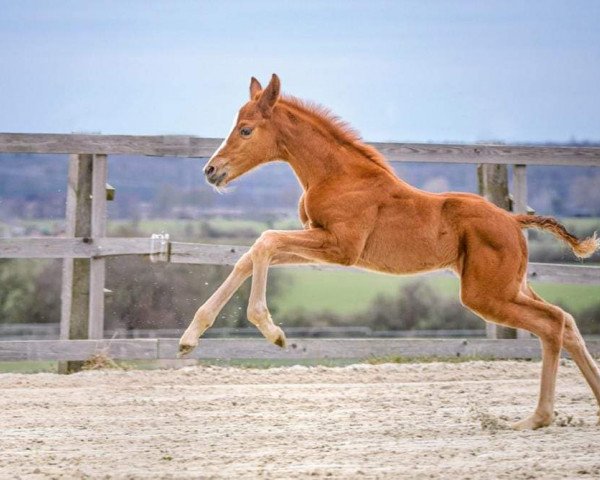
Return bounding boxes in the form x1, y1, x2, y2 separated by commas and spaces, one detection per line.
205, 165, 215, 176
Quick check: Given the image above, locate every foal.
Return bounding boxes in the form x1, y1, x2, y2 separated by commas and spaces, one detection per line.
180, 74, 600, 429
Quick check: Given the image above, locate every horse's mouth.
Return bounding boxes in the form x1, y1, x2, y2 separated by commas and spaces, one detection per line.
206, 171, 228, 187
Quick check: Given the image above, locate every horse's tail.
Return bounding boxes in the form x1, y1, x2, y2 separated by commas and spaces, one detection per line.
514, 214, 599, 259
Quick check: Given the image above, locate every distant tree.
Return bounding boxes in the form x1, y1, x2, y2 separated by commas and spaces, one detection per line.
28, 260, 61, 323
0, 260, 36, 323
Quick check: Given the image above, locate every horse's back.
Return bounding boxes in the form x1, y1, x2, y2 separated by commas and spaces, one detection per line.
358, 188, 524, 275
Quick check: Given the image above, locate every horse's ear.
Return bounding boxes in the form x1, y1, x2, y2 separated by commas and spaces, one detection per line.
249, 77, 262, 99
257, 74, 280, 117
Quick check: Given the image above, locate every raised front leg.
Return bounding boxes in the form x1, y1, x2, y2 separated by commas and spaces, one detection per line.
245, 227, 367, 348
178, 252, 313, 355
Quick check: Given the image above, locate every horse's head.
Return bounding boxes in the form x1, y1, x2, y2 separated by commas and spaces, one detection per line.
203, 74, 281, 189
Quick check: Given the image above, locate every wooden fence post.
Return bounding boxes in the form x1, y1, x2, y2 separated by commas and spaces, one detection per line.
59, 154, 93, 373
512, 164, 532, 339
58, 153, 109, 372
89, 154, 108, 339
477, 164, 516, 340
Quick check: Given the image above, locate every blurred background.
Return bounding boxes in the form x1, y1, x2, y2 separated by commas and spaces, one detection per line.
1, 1, 599, 340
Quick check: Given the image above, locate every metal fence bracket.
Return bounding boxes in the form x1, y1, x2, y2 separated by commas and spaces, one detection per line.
150, 233, 170, 263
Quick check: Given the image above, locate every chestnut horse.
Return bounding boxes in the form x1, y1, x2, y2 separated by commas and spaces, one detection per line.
180, 74, 600, 429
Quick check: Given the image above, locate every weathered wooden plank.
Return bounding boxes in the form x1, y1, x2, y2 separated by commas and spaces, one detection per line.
88, 154, 108, 340
88, 257, 106, 338
0, 133, 221, 157
1, 133, 599, 166
59, 154, 93, 372
126, 337, 583, 361
527, 263, 600, 285
0, 323, 488, 340
0, 339, 158, 361
158, 338, 466, 359
372, 142, 600, 167
511, 165, 532, 339
170, 243, 600, 284
2, 239, 599, 284
90, 155, 108, 238
60, 155, 93, 340
0, 237, 161, 258
0, 338, 598, 361
512, 165, 528, 215
0, 238, 92, 258
169, 242, 248, 265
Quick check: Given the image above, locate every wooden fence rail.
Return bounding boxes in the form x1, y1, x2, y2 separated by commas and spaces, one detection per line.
0, 323, 489, 340
1, 338, 599, 362
1, 237, 599, 285
2, 133, 600, 166
1, 133, 600, 366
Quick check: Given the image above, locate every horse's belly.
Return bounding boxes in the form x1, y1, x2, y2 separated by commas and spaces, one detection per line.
357, 225, 459, 275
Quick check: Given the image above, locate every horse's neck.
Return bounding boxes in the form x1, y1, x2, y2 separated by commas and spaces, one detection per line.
280, 124, 384, 190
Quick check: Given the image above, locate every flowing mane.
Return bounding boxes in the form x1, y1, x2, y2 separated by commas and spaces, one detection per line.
278, 95, 395, 174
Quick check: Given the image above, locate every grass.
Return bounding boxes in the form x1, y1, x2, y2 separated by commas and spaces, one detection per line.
271, 270, 460, 315
530, 282, 600, 311
0, 361, 57, 373
365, 354, 499, 364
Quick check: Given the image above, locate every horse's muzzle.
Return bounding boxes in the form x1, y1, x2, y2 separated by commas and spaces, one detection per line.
204, 163, 228, 186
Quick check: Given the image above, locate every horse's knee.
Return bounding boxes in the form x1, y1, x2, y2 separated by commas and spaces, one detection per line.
251, 230, 278, 260
231, 253, 252, 278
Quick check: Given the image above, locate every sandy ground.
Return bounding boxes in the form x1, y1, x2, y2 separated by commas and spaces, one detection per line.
1, 360, 599, 479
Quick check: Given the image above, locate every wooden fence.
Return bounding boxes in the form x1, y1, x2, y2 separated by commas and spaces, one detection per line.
1, 133, 599, 363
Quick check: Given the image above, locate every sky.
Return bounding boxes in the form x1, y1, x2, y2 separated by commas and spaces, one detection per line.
0, 0, 599, 143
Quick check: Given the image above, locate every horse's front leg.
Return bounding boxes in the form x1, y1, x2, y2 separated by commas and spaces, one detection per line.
178, 251, 312, 355
178, 252, 253, 355
247, 228, 364, 347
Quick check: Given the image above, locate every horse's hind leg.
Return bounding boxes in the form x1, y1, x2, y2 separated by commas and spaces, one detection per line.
460, 251, 565, 429
563, 312, 600, 423
464, 293, 565, 429
527, 286, 600, 423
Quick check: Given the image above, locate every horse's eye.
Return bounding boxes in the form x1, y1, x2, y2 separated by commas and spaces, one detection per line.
240, 127, 253, 137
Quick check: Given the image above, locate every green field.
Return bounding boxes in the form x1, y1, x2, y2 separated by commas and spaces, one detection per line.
272, 269, 600, 316
271, 270, 459, 315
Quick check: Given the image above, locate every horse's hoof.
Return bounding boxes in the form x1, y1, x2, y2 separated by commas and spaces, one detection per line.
273, 330, 287, 348
178, 342, 197, 357
512, 412, 553, 430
